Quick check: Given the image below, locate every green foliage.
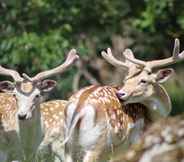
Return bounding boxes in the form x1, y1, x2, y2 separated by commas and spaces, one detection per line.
0, 0, 131, 99
0, 0, 183, 113
0, 30, 70, 71
133, 0, 174, 32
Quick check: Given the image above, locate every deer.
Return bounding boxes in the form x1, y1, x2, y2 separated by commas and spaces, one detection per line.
0, 49, 79, 162
114, 38, 183, 120
0, 94, 67, 162
63, 38, 184, 162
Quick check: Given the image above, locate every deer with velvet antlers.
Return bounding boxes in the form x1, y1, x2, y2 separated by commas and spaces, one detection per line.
0, 49, 78, 162
63, 39, 184, 162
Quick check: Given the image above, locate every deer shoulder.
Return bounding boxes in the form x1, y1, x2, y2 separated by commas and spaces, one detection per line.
40, 100, 67, 144
64, 85, 149, 162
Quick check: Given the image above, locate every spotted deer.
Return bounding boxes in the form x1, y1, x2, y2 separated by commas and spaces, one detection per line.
0, 94, 67, 162
63, 38, 184, 162
0, 49, 78, 162
114, 38, 183, 120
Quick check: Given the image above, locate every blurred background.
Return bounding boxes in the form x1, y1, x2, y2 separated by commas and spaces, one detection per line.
0, 0, 183, 115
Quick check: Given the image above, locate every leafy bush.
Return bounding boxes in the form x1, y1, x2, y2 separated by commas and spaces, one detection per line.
0, 0, 183, 113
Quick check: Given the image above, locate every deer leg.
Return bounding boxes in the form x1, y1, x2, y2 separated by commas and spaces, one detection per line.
51, 138, 64, 162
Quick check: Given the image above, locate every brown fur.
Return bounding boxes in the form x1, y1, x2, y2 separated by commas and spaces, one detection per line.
0, 93, 66, 139
70, 86, 148, 135
64, 85, 150, 162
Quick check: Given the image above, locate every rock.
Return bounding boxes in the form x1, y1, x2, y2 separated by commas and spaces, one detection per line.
112, 114, 184, 162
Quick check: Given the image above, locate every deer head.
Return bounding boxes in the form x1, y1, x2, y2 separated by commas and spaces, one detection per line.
115, 68, 174, 104
0, 49, 79, 120
102, 39, 184, 119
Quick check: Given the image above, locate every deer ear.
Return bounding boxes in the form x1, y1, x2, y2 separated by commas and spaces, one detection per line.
39, 80, 57, 92
0, 81, 15, 92
156, 68, 174, 83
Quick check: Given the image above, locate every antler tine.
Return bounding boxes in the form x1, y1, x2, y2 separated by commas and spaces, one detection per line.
31, 49, 79, 81
123, 38, 184, 71
0, 65, 23, 82
123, 49, 146, 67
172, 38, 180, 58
147, 38, 184, 69
101, 48, 129, 70
22, 73, 33, 82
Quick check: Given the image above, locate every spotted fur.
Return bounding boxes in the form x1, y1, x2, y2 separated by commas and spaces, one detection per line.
64, 85, 150, 162
0, 93, 67, 161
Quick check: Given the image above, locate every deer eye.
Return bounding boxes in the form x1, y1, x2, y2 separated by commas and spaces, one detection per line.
148, 72, 152, 75
35, 94, 40, 98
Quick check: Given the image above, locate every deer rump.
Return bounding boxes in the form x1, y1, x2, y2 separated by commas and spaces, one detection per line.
64, 85, 148, 161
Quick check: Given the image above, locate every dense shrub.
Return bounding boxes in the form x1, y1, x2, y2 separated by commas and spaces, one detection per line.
0, 0, 183, 113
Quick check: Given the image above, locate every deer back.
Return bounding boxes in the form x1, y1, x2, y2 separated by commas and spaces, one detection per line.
65, 85, 149, 143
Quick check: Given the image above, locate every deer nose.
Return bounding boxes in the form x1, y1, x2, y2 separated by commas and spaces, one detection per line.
116, 91, 128, 100
18, 114, 27, 120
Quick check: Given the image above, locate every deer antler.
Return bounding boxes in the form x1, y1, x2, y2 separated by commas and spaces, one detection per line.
101, 48, 129, 70
0, 49, 79, 83
0, 66, 23, 82
102, 38, 184, 79
101, 47, 142, 78
31, 49, 79, 81
125, 38, 184, 71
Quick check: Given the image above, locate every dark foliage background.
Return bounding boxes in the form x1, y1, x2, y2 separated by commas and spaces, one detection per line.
0, 0, 183, 115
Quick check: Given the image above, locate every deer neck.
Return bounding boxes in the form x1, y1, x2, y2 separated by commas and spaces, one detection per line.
142, 84, 171, 121
17, 105, 44, 159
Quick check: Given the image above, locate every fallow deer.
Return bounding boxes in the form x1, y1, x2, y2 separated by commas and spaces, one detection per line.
114, 39, 183, 120
0, 49, 78, 162
0, 93, 67, 162
63, 39, 184, 162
